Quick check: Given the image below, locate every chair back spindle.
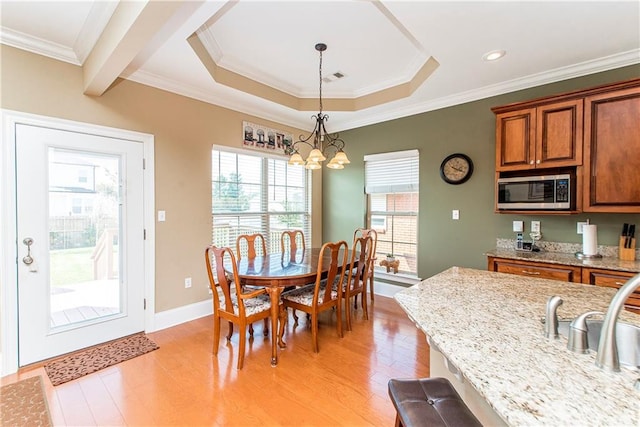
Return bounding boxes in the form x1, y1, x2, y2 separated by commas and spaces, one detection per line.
281, 230, 306, 262
236, 233, 267, 260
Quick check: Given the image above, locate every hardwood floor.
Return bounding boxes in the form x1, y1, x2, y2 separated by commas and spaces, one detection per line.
2, 295, 430, 426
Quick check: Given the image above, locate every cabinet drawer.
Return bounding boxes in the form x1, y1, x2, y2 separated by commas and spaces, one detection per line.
488, 257, 582, 282
582, 268, 639, 313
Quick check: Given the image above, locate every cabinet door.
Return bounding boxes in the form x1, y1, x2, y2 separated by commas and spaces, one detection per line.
495, 109, 536, 171
583, 86, 640, 212
487, 257, 582, 282
582, 268, 639, 313
536, 99, 583, 168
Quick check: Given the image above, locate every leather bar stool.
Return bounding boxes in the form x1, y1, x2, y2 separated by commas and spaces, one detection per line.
388, 377, 482, 427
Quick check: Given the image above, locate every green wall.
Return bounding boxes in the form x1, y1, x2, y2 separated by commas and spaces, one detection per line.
323, 65, 640, 281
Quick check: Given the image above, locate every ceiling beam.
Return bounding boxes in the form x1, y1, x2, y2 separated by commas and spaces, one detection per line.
83, 0, 184, 96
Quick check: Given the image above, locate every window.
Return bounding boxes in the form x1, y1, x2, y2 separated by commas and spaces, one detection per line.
365, 150, 419, 276
212, 146, 311, 253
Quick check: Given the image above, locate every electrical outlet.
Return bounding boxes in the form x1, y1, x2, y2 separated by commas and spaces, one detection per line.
531, 221, 541, 233
577, 221, 587, 234
184, 277, 192, 288
513, 221, 524, 232
452, 210, 460, 220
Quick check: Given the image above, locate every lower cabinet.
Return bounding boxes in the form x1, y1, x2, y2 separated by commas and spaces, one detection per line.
487, 257, 582, 282
487, 256, 639, 313
582, 268, 639, 314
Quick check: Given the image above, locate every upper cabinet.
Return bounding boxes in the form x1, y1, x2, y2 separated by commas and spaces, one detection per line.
492, 78, 640, 214
495, 99, 583, 171
583, 86, 640, 212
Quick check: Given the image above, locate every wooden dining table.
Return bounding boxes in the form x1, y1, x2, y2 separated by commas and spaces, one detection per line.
233, 248, 342, 366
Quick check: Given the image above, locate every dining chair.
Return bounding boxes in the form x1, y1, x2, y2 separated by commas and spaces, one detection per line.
235, 233, 269, 336
280, 229, 306, 260
236, 233, 267, 260
278, 240, 349, 353
205, 245, 273, 369
354, 228, 378, 302
341, 234, 374, 331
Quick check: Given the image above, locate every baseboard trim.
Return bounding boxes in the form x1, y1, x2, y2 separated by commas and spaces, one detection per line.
151, 299, 213, 332
373, 281, 408, 298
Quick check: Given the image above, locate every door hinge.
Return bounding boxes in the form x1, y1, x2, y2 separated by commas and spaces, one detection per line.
143, 229, 146, 240
143, 158, 146, 170
144, 298, 146, 310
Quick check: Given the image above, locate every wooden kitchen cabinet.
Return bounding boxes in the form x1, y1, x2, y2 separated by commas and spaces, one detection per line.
487, 256, 582, 282
583, 85, 640, 213
494, 99, 583, 172
582, 267, 639, 313
493, 78, 640, 213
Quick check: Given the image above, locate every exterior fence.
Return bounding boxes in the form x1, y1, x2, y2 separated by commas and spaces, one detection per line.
213, 225, 295, 255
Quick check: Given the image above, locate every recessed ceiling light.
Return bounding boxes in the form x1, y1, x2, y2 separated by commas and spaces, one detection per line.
483, 50, 506, 61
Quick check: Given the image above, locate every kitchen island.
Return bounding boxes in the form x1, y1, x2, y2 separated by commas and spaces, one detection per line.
394, 267, 639, 426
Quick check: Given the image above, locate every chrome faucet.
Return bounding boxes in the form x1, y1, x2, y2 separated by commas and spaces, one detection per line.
544, 295, 563, 339
567, 311, 603, 354
595, 272, 640, 372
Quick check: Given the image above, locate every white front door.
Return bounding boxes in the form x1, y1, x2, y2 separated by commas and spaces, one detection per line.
15, 123, 146, 366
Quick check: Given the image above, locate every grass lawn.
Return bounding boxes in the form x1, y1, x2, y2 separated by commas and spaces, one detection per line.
50, 247, 94, 286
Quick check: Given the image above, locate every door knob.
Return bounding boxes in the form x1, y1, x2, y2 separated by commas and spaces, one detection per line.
22, 237, 34, 265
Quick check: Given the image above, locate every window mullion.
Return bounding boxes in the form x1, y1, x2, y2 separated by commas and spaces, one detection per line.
261, 158, 269, 251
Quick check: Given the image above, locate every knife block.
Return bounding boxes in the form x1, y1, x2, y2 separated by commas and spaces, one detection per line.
619, 236, 636, 261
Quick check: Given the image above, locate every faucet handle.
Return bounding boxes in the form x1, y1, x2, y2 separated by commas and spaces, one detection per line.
544, 295, 563, 339
567, 311, 603, 354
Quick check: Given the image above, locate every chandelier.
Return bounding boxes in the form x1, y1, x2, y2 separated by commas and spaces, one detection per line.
287, 43, 350, 170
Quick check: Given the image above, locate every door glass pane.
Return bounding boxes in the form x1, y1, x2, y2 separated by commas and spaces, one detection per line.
49, 148, 121, 330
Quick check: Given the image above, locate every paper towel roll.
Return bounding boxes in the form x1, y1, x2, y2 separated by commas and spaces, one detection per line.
582, 224, 598, 255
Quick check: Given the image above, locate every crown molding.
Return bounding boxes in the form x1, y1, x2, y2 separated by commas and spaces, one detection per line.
125, 69, 309, 130
0, 27, 80, 65
338, 49, 640, 132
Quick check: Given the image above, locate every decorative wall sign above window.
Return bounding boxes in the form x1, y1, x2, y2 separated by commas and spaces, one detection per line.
242, 121, 293, 155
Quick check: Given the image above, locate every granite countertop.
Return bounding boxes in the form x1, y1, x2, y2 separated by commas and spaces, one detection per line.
394, 267, 640, 426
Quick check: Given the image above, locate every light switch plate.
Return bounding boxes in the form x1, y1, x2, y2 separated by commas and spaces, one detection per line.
158, 210, 166, 222
513, 221, 524, 232
452, 210, 460, 220
531, 221, 541, 233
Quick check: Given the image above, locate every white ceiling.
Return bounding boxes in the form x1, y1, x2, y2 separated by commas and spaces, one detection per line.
1, 1, 639, 132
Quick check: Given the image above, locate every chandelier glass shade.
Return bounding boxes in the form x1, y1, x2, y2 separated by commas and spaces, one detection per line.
287, 43, 350, 170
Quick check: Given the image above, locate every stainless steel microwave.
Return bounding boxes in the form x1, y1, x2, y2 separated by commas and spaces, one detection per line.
497, 174, 572, 210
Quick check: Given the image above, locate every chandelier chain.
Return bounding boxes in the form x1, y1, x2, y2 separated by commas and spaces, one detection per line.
318, 48, 323, 115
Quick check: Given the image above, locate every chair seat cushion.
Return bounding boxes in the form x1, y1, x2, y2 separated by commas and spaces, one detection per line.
332, 272, 360, 292
219, 293, 271, 317
281, 284, 337, 306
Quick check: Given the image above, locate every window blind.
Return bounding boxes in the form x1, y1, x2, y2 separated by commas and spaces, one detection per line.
364, 149, 419, 194
212, 146, 311, 253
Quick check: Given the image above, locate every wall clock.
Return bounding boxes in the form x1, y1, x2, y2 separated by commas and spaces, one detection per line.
439, 153, 474, 185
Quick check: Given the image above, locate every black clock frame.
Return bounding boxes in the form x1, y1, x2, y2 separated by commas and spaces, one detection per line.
439, 153, 474, 185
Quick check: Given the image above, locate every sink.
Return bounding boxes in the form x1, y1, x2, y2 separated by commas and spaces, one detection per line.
557, 319, 640, 370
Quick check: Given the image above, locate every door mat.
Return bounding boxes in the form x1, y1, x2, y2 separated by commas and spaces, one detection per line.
44, 332, 159, 386
0, 376, 52, 427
